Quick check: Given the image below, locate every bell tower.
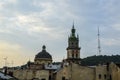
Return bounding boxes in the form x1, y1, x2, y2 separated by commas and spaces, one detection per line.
66, 23, 81, 64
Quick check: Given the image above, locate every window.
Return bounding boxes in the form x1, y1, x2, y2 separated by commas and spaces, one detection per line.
49, 76, 51, 80
62, 77, 65, 80
76, 54, 78, 58
107, 63, 109, 71
110, 75, 112, 80
72, 43, 73, 45
104, 74, 106, 79
72, 50, 74, 54
99, 74, 101, 79
72, 53, 74, 58
76, 50, 78, 53
71, 42, 73, 46
8, 71, 13, 76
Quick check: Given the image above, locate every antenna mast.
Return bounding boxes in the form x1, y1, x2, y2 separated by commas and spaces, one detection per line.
98, 27, 101, 55
4, 57, 7, 67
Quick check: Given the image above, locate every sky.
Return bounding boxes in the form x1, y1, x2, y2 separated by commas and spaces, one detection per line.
0, 0, 120, 68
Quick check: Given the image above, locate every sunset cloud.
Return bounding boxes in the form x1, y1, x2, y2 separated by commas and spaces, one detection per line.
0, 40, 30, 67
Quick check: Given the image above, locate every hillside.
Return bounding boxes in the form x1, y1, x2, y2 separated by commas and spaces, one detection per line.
81, 55, 120, 66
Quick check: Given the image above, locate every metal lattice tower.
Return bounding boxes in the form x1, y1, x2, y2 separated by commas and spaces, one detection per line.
98, 27, 101, 55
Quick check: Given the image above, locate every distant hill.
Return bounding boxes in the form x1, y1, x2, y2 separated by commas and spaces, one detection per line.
81, 55, 120, 66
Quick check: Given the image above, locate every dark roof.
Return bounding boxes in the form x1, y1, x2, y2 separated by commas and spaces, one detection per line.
35, 45, 52, 59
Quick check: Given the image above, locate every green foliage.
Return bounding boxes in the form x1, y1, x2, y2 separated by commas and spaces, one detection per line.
81, 55, 120, 66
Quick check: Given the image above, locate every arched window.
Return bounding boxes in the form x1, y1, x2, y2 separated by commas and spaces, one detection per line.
76, 54, 78, 58
49, 76, 51, 80
72, 53, 74, 58
104, 74, 106, 79
76, 50, 78, 53
62, 77, 65, 80
99, 74, 101, 79
110, 75, 112, 80
72, 42, 73, 45
72, 50, 74, 54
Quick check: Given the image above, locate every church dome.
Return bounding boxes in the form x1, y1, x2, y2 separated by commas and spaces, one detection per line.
35, 45, 52, 59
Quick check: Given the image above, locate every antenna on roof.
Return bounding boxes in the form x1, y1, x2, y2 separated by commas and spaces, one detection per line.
97, 26, 101, 55
4, 57, 7, 67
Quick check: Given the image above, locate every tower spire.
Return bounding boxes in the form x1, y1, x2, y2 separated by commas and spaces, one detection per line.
66, 23, 81, 64
98, 26, 101, 55
71, 22, 75, 37
72, 21, 74, 29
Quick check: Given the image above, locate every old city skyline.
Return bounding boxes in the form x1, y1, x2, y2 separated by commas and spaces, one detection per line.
0, 0, 120, 68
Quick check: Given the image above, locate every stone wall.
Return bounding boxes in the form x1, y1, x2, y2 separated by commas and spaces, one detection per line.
95, 65, 108, 80
7, 62, 120, 80
55, 63, 95, 80
13, 69, 49, 80
71, 63, 95, 80
109, 63, 120, 80
95, 63, 120, 80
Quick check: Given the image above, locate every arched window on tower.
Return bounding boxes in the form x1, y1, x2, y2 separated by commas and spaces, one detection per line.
72, 50, 74, 58
72, 53, 74, 58
72, 42, 73, 45
76, 54, 78, 58
71, 42, 74, 47
76, 50, 78, 53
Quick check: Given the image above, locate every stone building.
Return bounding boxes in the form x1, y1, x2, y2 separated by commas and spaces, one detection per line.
6, 24, 120, 80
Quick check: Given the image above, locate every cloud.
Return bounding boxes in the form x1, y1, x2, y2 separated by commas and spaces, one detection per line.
38, 2, 55, 16
0, 11, 67, 40
112, 23, 120, 31
101, 38, 120, 46
9, 0, 17, 3
0, 41, 21, 51
0, 29, 12, 34
0, 2, 4, 9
